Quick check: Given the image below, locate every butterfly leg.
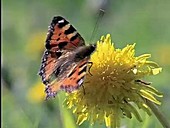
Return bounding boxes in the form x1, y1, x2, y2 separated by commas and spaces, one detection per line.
135, 79, 151, 85
87, 62, 93, 76
82, 85, 86, 95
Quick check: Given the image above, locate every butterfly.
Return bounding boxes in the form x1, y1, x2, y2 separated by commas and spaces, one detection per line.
39, 16, 96, 99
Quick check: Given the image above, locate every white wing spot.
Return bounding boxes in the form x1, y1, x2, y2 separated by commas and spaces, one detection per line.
78, 79, 84, 86
58, 19, 64, 24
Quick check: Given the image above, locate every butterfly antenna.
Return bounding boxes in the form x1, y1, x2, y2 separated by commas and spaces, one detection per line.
89, 9, 105, 43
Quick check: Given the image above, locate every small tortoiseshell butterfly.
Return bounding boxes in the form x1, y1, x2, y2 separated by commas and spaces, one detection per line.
39, 16, 96, 99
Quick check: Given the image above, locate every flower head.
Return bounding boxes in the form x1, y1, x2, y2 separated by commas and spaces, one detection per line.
64, 34, 163, 128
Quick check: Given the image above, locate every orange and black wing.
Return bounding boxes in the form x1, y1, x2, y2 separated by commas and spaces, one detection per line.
39, 16, 85, 85
39, 50, 61, 85
45, 16, 85, 52
45, 59, 88, 99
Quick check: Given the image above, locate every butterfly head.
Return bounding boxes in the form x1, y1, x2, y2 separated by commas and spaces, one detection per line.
74, 44, 96, 61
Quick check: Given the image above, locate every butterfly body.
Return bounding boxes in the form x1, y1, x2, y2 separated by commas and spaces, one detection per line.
39, 16, 96, 99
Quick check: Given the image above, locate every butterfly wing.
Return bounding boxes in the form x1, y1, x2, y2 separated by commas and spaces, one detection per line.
45, 59, 88, 99
39, 16, 85, 85
45, 16, 85, 52
39, 50, 61, 85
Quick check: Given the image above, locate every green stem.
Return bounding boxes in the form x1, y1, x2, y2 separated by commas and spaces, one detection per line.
146, 100, 170, 128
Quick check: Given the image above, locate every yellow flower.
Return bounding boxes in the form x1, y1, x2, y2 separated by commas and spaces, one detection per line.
64, 34, 163, 128
25, 32, 46, 61
27, 81, 46, 103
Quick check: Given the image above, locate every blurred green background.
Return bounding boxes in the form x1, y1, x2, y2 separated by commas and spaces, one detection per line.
2, 0, 170, 128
